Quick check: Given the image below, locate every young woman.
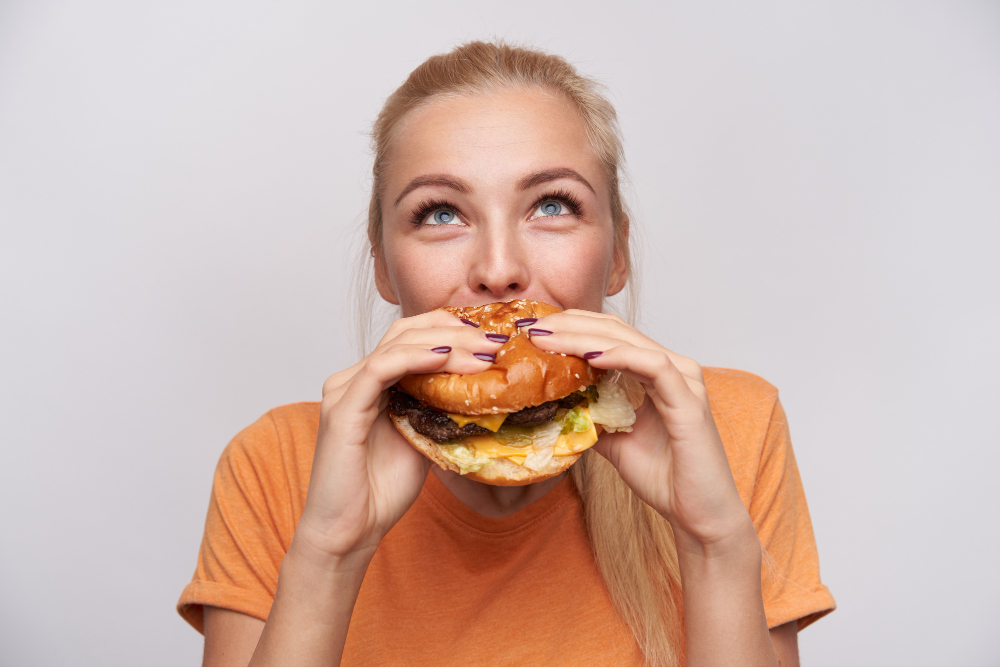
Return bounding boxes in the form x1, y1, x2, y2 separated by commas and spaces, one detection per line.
178, 41, 835, 666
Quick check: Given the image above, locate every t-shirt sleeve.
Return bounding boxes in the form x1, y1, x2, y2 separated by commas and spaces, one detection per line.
177, 412, 291, 633
750, 397, 836, 630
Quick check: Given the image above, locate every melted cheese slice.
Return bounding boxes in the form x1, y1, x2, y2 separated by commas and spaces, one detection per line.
461, 409, 599, 465
446, 412, 508, 432
553, 423, 599, 456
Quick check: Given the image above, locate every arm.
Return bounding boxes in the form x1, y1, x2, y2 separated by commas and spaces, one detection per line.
199, 311, 502, 666
673, 524, 776, 666
770, 622, 800, 667
529, 310, 792, 665
247, 545, 372, 665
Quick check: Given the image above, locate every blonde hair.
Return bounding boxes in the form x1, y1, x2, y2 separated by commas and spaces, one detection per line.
355, 41, 683, 666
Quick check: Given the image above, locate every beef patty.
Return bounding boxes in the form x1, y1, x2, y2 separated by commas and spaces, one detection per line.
387, 387, 590, 443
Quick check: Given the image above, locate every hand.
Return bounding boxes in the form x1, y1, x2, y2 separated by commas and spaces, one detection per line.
528, 310, 752, 549
292, 310, 504, 565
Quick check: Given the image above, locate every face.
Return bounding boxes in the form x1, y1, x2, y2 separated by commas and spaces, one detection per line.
375, 87, 627, 316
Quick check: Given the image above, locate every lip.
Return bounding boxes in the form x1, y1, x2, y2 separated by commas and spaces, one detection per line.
437, 297, 564, 310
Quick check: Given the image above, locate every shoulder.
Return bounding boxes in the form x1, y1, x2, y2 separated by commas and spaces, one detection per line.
702, 368, 783, 493
216, 402, 321, 492
702, 366, 779, 414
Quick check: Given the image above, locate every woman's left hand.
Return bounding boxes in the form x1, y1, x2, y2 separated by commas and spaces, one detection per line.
528, 310, 752, 549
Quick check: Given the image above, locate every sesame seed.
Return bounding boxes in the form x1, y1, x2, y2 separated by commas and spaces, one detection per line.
560, 353, 566, 357
492, 407, 499, 413
574, 373, 579, 379
465, 399, 470, 406
490, 394, 496, 399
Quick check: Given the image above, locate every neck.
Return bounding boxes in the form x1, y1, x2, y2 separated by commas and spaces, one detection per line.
431, 467, 566, 518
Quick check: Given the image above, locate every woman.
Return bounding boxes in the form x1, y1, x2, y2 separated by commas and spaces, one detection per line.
178, 41, 835, 666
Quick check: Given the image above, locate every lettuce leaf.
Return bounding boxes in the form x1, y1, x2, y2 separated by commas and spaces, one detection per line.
588, 376, 637, 433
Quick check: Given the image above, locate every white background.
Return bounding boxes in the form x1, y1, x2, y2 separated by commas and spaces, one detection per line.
1, 2, 998, 665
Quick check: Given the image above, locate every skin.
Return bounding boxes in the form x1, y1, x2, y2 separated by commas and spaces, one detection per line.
202, 88, 801, 666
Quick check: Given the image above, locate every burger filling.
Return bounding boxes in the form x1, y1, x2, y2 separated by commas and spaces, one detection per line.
387, 388, 589, 443
387, 378, 635, 473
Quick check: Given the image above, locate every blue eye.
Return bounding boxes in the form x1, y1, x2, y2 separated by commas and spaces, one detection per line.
533, 200, 570, 218
430, 209, 456, 225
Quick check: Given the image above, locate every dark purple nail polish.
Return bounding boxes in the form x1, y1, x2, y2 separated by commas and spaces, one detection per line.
528, 328, 553, 336
485, 333, 510, 343
472, 352, 496, 362
514, 318, 537, 327
431, 346, 451, 353
583, 351, 603, 359
460, 318, 479, 328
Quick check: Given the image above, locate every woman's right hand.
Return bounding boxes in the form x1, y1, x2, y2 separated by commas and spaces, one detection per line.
290, 310, 502, 568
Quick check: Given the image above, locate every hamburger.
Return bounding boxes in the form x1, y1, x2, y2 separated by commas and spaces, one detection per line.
388, 299, 637, 485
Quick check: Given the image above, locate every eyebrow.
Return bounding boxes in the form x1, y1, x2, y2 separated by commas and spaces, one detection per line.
393, 167, 596, 207
517, 168, 596, 195
393, 175, 470, 206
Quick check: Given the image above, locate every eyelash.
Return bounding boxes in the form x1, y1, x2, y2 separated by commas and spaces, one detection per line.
408, 189, 585, 226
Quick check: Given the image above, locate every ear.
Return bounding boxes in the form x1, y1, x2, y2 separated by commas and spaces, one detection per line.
373, 246, 400, 305
605, 216, 630, 297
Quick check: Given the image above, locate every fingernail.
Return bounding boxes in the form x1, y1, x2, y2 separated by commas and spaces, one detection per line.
515, 318, 537, 327
485, 333, 510, 343
528, 328, 553, 336
472, 352, 496, 362
460, 318, 479, 328
583, 351, 603, 359
431, 346, 451, 353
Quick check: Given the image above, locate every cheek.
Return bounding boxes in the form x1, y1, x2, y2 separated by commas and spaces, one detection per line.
526, 227, 614, 309
385, 240, 466, 315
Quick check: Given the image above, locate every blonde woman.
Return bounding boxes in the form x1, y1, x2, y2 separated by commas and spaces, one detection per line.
178, 41, 835, 666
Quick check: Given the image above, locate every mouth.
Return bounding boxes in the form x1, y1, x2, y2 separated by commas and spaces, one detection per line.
444, 296, 561, 310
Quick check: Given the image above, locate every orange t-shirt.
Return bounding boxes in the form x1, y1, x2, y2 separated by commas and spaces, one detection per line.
178, 368, 835, 663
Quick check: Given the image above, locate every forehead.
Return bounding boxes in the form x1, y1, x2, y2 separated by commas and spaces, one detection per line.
386, 87, 603, 189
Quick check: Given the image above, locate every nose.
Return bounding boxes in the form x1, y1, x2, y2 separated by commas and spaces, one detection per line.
467, 220, 530, 300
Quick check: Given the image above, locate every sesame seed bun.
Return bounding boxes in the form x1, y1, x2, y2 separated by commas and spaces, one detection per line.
390, 300, 604, 486
396, 300, 604, 414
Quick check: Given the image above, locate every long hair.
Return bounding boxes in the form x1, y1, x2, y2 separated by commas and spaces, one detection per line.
355, 41, 683, 666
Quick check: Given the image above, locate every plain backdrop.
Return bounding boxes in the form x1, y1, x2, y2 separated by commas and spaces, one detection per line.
1, 2, 998, 665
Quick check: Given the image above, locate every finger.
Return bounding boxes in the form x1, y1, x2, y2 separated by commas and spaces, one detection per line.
375, 309, 469, 349
582, 344, 703, 413
532, 310, 704, 382
325, 345, 448, 440
390, 324, 510, 354
322, 358, 367, 399
331, 342, 497, 427
527, 328, 705, 397
325, 318, 502, 403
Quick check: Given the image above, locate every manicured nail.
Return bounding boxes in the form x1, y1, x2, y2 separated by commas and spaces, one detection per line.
514, 318, 537, 327
431, 346, 451, 353
485, 333, 510, 343
472, 352, 496, 362
460, 318, 479, 328
528, 328, 553, 336
583, 351, 603, 359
